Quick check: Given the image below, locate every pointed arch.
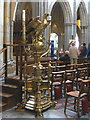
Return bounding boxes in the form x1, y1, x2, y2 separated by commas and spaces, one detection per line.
77, 1, 88, 46
77, 1, 88, 26
49, 0, 72, 23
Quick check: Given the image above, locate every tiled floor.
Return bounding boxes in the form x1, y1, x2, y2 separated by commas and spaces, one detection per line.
1, 98, 90, 120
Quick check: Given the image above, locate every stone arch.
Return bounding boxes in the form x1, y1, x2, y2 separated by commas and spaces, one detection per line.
51, 2, 64, 34
13, 2, 33, 56
77, 1, 88, 46
78, 1, 88, 27
15, 2, 32, 21
49, 0, 72, 50
49, 0, 72, 23
9, 1, 33, 47
59, 1, 72, 23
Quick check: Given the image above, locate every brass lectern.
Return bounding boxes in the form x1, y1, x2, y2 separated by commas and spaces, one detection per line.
18, 10, 52, 118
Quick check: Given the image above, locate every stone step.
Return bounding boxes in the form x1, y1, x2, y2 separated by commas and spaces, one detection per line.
0, 83, 18, 94
6, 76, 24, 86
0, 92, 17, 109
0, 92, 16, 104
0, 102, 7, 112
0, 92, 14, 98
0, 83, 17, 89
0, 75, 25, 112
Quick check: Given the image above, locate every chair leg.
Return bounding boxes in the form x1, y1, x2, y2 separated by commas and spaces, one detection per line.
64, 95, 68, 113
64, 81, 66, 97
72, 79, 74, 91
74, 98, 77, 111
51, 84, 53, 100
59, 85, 62, 98
77, 98, 80, 117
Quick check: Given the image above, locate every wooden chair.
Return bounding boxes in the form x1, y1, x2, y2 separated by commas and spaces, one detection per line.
82, 79, 90, 106
64, 69, 76, 96
77, 67, 88, 80
51, 71, 65, 99
84, 62, 90, 78
56, 65, 66, 71
66, 64, 76, 70
64, 79, 89, 117
41, 66, 48, 80
56, 61, 64, 66
75, 63, 88, 89
50, 61, 57, 66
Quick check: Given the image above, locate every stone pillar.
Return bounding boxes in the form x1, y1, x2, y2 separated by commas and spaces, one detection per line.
64, 22, 72, 50
10, 20, 14, 60
41, 1, 51, 47
72, 0, 76, 39
0, 0, 4, 67
3, 0, 11, 60
80, 26, 88, 46
32, 2, 39, 17
39, 0, 49, 47
85, 27, 88, 48
58, 34, 64, 50
58, 35, 61, 51
9, 1, 16, 60
88, 2, 90, 48
44, 1, 48, 46
39, 0, 44, 18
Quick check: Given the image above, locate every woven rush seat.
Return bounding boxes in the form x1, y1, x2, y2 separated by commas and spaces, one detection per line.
66, 91, 87, 97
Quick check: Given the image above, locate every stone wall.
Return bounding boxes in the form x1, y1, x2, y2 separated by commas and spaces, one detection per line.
0, 1, 4, 66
